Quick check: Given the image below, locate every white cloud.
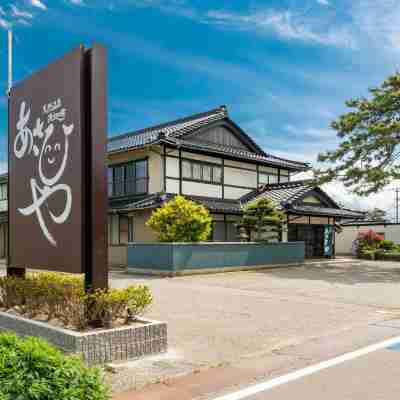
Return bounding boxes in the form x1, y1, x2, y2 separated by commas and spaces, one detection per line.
351, 0, 400, 54
30, 0, 47, 10
69, 0, 85, 5
204, 9, 356, 48
10, 5, 33, 19
316, 0, 330, 6
0, 18, 10, 29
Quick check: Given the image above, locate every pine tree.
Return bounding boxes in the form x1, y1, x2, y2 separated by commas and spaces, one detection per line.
316, 73, 400, 195
239, 198, 284, 242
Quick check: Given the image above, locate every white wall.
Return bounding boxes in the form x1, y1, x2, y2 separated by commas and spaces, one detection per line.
335, 224, 400, 254
182, 181, 222, 198
224, 167, 257, 188
224, 186, 252, 199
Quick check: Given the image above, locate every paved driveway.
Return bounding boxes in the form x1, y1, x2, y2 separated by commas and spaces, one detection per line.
111, 260, 400, 369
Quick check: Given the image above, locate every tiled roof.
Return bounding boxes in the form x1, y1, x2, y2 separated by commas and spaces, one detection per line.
111, 192, 242, 214
108, 106, 227, 153
241, 180, 314, 204
108, 106, 309, 171
162, 137, 308, 170
241, 180, 364, 220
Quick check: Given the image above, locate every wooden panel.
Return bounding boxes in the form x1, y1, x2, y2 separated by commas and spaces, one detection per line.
193, 126, 249, 150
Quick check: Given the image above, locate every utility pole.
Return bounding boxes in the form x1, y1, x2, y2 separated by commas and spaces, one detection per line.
7, 30, 13, 95
396, 188, 399, 224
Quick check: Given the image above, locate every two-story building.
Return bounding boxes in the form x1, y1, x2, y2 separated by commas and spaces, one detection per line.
0, 105, 363, 262
107, 105, 363, 259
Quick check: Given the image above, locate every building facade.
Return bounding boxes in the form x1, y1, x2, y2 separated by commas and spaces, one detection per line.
335, 221, 400, 255
0, 106, 363, 262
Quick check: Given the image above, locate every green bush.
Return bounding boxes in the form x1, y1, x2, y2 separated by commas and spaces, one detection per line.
379, 240, 396, 251
146, 195, 213, 242
0, 273, 152, 330
0, 333, 109, 400
238, 198, 284, 242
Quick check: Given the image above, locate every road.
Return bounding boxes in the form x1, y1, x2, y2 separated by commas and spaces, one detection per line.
210, 336, 400, 400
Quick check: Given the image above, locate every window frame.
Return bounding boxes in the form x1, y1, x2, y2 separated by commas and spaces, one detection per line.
108, 158, 149, 198
181, 158, 222, 185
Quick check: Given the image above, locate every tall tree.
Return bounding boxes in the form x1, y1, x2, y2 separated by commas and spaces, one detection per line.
316, 73, 400, 195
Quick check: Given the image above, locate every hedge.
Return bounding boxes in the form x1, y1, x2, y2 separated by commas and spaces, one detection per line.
0, 272, 153, 330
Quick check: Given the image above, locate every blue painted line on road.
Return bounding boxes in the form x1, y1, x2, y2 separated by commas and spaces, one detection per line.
387, 343, 400, 351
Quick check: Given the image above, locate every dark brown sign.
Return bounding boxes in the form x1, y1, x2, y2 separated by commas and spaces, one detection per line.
8, 45, 108, 287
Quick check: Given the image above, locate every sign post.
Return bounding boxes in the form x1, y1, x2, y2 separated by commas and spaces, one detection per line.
8, 45, 108, 290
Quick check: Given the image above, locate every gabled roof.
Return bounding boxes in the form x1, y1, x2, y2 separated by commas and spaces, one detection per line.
241, 180, 365, 220
241, 179, 315, 204
108, 106, 228, 153
108, 106, 309, 172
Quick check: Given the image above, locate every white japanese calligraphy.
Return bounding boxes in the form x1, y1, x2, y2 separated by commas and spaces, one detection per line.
14, 100, 74, 247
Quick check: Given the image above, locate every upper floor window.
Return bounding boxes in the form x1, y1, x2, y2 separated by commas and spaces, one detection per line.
108, 160, 148, 197
0, 184, 7, 200
182, 159, 222, 184
259, 169, 290, 185
259, 171, 278, 185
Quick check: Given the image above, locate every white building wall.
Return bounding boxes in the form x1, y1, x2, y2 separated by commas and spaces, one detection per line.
166, 156, 180, 178
224, 167, 257, 188
182, 181, 222, 198
224, 186, 252, 199
335, 224, 400, 254
166, 178, 180, 194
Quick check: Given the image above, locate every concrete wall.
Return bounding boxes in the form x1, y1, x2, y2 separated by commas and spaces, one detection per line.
335, 224, 400, 254
130, 210, 157, 242
108, 245, 127, 267
127, 241, 305, 274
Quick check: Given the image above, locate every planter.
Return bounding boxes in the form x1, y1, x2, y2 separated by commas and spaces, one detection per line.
127, 241, 305, 275
0, 311, 167, 364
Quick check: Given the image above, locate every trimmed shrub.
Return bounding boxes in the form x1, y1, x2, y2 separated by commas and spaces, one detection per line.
0, 273, 152, 331
0, 333, 109, 400
146, 195, 213, 242
238, 198, 284, 242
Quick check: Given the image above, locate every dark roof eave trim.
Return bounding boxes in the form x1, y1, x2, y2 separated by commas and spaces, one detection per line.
288, 209, 365, 219
162, 141, 309, 171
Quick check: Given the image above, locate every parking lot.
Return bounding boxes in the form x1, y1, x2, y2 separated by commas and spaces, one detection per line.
111, 259, 400, 370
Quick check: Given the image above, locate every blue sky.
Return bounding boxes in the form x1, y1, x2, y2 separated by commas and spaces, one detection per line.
1, 0, 400, 215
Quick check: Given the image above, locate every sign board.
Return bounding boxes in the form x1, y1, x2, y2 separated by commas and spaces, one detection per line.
8, 46, 108, 287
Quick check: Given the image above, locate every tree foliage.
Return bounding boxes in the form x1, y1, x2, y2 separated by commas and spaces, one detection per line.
146, 195, 213, 242
316, 73, 400, 195
239, 198, 284, 242
365, 207, 387, 222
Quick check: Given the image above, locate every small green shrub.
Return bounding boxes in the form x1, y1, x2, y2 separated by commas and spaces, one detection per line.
238, 198, 284, 242
146, 195, 213, 242
87, 285, 152, 328
0, 273, 152, 330
379, 240, 395, 251
0, 333, 109, 400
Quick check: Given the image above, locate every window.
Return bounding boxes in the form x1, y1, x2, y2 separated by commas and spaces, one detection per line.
108, 160, 148, 197
182, 159, 222, 184
0, 184, 7, 201
259, 172, 278, 185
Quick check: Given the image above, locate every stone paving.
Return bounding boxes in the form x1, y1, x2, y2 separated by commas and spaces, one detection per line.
109, 259, 400, 392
